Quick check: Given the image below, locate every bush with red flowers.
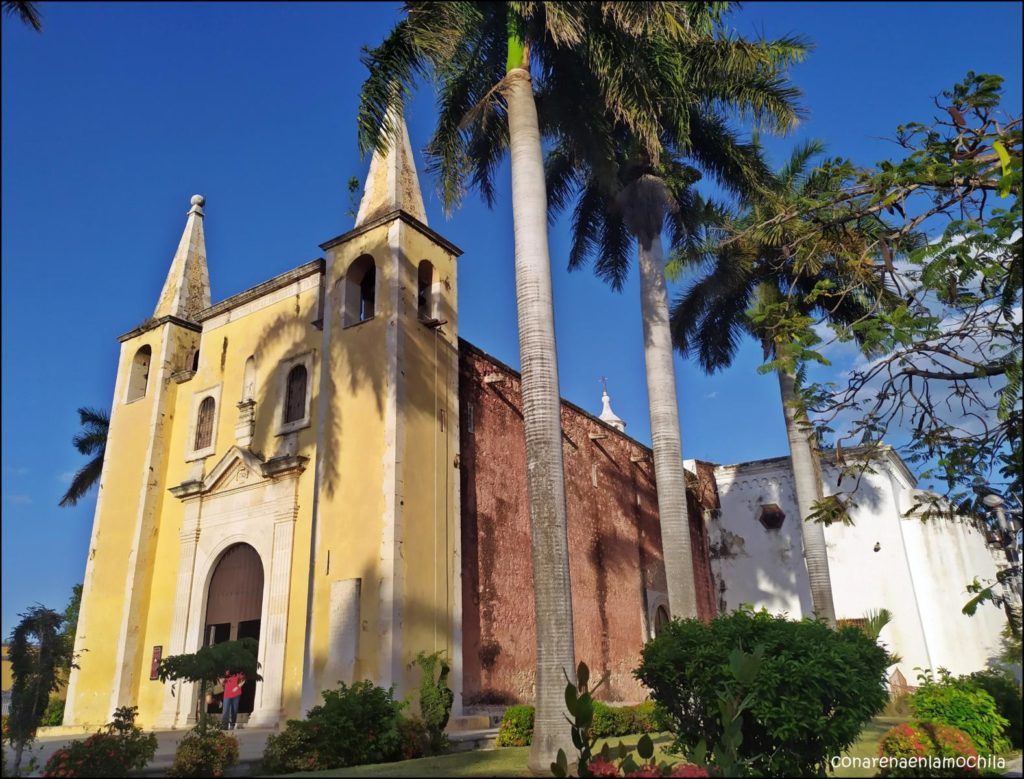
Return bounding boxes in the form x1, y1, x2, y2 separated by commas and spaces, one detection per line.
878, 721, 980, 777
42, 707, 156, 778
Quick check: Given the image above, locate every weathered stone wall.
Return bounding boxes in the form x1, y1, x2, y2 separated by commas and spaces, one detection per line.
459, 341, 716, 706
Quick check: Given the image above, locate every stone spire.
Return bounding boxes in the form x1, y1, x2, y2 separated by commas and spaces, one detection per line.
354, 110, 427, 227
599, 388, 626, 432
153, 194, 211, 321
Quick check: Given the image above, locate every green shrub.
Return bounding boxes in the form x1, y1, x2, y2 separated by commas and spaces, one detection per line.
878, 721, 979, 777
397, 716, 430, 761
260, 680, 406, 773
498, 700, 659, 747
636, 608, 890, 777
168, 718, 239, 778
415, 651, 454, 754
496, 705, 535, 747
39, 696, 65, 728
965, 670, 1022, 749
630, 701, 661, 734
42, 707, 157, 778
910, 669, 1010, 753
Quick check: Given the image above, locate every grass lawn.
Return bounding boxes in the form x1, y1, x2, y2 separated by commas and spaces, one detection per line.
289, 721, 906, 778
829, 716, 904, 777
288, 734, 675, 777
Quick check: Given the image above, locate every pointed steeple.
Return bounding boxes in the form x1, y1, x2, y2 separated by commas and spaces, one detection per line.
355, 110, 427, 227
153, 194, 211, 321
599, 388, 626, 432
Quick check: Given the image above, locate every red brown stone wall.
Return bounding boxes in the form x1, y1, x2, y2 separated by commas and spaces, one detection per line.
459, 341, 717, 706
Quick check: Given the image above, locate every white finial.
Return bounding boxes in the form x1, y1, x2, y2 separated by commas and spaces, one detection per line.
599, 381, 626, 432
188, 194, 205, 216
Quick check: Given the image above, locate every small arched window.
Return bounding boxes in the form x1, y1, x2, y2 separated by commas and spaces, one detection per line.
194, 396, 216, 451
126, 345, 152, 402
653, 605, 670, 637
191, 349, 200, 372
417, 260, 435, 320
242, 356, 256, 402
283, 364, 307, 424
343, 254, 376, 327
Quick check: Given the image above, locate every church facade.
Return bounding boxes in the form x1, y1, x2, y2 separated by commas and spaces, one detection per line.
61, 118, 1007, 733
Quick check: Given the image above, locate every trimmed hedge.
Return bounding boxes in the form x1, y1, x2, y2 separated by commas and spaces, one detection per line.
497, 701, 660, 747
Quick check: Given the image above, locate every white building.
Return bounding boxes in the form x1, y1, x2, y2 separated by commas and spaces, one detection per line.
701, 445, 1008, 681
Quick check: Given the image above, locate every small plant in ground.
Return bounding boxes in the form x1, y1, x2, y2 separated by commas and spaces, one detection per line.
878, 721, 979, 777
497, 704, 535, 747
414, 650, 454, 754
42, 707, 157, 778
38, 696, 65, 728
167, 716, 239, 777
397, 716, 430, 761
551, 661, 713, 779
909, 668, 1010, 753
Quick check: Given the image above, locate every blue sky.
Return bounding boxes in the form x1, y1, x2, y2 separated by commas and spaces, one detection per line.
2, 2, 1021, 637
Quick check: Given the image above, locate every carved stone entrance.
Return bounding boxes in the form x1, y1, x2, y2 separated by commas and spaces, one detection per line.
155, 446, 306, 729
203, 543, 263, 719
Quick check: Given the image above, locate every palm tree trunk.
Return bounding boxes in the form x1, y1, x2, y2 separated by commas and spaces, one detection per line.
637, 234, 699, 619
506, 67, 577, 773
777, 368, 837, 626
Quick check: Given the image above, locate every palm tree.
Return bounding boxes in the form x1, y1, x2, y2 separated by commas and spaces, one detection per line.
2, 0, 42, 31
59, 407, 109, 508
545, 22, 806, 618
671, 141, 910, 626
358, 3, 710, 768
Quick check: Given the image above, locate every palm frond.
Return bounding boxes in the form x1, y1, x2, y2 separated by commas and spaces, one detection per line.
58, 455, 104, 508
2, 0, 42, 31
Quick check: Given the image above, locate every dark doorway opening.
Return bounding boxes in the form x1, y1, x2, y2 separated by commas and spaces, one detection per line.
202, 543, 264, 720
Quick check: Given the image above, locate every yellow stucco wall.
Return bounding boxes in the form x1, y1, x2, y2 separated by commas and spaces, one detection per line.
68, 210, 461, 731
133, 272, 322, 725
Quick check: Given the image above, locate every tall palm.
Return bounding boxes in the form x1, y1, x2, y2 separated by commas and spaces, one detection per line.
2, 0, 42, 31
546, 22, 806, 618
671, 141, 910, 626
358, 3, 704, 767
59, 407, 109, 508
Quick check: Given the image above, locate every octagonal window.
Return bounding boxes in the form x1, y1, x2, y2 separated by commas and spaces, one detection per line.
758, 503, 786, 530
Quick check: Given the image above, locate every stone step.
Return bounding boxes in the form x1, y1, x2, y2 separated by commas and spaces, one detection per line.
446, 714, 491, 731
447, 727, 499, 753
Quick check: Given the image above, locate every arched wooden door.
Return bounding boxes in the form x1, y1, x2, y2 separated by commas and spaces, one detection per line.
204, 543, 263, 717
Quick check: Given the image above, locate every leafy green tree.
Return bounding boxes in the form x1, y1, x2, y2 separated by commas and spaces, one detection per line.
59, 407, 109, 508
670, 141, 912, 625
60, 584, 82, 672
546, 7, 805, 617
358, 3, 725, 767
156, 638, 260, 736
796, 73, 1021, 513
711, 73, 1021, 621
6, 606, 75, 775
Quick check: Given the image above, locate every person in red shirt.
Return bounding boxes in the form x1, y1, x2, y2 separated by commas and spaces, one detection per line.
221, 669, 246, 730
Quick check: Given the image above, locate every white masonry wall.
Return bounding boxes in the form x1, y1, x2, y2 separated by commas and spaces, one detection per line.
710, 449, 1007, 681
